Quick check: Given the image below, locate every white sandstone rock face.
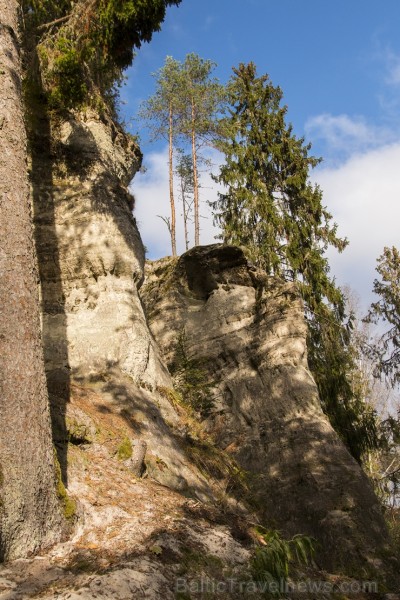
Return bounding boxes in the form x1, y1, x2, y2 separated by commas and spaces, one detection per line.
141, 245, 390, 572
37, 111, 162, 386
32, 109, 209, 497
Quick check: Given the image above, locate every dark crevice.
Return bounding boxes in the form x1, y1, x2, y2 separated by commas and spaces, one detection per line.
27, 65, 70, 486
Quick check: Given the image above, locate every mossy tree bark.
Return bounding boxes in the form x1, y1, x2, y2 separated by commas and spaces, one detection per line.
0, 0, 63, 560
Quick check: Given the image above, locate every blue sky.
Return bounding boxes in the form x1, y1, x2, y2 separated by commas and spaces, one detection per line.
122, 0, 400, 311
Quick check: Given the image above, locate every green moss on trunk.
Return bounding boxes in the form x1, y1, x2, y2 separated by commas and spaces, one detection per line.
54, 450, 76, 520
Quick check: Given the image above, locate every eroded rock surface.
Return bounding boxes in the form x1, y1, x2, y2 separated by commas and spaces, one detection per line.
32, 109, 162, 386
26, 102, 398, 588
1, 384, 398, 598
141, 245, 392, 573
0, 385, 252, 599
30, 108, 210, 498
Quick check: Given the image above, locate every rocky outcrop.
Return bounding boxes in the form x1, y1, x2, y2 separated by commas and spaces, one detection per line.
141, 245, 391, 573
30, 108, 211, 499
32, 109, 157, 386
27, 101, 397, 582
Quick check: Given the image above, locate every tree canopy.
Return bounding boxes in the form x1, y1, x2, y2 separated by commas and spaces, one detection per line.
22, 0, 182, 111
140, 53, 224, 250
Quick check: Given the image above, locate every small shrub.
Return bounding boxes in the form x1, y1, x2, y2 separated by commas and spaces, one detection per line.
157, 385, 248, 495
47, 38, 87, 109
169, 330, 215, 417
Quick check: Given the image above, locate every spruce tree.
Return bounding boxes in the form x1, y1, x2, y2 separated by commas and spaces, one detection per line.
366, 246, 400, 385
213, 63, 379, 461
213, 62, 346, 312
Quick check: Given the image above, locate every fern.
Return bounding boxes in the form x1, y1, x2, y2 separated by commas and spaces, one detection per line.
251, 528, 315, 594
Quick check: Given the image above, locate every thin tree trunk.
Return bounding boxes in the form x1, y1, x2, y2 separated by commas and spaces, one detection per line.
181, 181, 189, 251
0, 0, 62, 560
168, 102, 177, 256
191, 99, 200, 247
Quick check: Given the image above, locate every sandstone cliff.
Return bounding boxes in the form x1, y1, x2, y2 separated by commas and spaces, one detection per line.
140, 245, 391, 573
2, 103, 394, 596
30, 107, 212, 498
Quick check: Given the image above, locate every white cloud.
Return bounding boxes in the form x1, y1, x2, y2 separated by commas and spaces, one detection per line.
305, 113, 394, 158
312, 142, 400, 310
383, 49, 400, 86
131, 146, 222, 259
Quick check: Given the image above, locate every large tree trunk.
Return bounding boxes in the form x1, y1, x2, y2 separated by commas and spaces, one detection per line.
0, 0, 62, 560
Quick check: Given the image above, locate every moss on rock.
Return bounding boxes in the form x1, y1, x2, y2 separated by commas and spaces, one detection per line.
116, 436, 132, 461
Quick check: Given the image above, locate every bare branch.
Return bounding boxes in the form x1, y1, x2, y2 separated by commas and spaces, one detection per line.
37, 14, 71, 32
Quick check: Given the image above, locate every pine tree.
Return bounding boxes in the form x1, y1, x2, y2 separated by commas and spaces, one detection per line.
139, 56, 183, 256
175, 151, 195, 251
140, 53, 223, 250
179, 54, 224, 246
